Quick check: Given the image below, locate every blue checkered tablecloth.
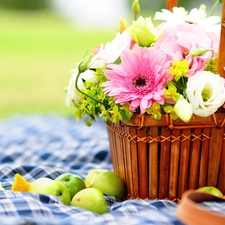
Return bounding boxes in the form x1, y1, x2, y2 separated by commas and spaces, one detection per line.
0, 115, 224, 225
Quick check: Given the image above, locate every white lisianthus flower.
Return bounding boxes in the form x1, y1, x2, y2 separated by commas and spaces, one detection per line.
186, 71, 225, 117
154, 5, 221, 35
65, 67, 95, 108
174, 95, 193, 122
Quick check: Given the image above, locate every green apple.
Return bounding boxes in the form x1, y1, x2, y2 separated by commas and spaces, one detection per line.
71, 187, 107, 214
30, 178, 71, 205
85, 169, 108, 187
90, 171, 126, 200
196, 186, 223, 197
30, 178, 53, 191
55, 173, 86, 200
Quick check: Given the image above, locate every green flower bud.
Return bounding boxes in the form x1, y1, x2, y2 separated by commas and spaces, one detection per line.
190, 47, 209, 57
119, 18, 128, 34
78, 53, 93, 73
199, 4, 206, 11
129, 16, 155, 47
174, 96, 193, 123
132, 0, 140, 16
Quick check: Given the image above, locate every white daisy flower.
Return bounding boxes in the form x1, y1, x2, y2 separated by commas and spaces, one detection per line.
154, 4, 221, 35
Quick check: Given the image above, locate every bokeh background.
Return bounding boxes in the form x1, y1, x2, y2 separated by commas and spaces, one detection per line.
0, 0, 222, 120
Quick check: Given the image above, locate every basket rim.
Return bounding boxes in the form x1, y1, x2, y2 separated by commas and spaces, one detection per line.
111, 113, 225, 129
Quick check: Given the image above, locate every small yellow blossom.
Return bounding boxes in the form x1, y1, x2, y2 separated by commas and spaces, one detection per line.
169, 60, 189, 80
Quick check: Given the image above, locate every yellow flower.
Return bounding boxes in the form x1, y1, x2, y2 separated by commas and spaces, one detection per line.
169, 60, 189, 80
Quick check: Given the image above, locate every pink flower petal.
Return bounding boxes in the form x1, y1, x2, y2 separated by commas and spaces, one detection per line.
102, 44, 171, 113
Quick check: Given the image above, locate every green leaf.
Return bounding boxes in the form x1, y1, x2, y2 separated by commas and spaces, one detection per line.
121, 109, 133, 121
113, 105, 119, 113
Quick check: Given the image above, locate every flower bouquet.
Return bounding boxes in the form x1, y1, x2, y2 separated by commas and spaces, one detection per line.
66, 0, 225, 200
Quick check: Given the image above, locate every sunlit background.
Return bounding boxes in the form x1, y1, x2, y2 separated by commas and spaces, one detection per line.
0, 0, 222, 120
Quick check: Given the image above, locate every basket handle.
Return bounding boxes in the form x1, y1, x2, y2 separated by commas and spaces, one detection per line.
166, 0, 177, 10
217, 0, 225, 78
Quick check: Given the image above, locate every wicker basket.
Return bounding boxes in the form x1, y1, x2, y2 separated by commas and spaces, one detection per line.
106, 0, 225, 201
106, 114, 225, 201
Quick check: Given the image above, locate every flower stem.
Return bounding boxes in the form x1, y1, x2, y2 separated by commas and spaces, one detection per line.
210, 0, 221, 16
75, 71, 106, 106
204, 49, 215, 70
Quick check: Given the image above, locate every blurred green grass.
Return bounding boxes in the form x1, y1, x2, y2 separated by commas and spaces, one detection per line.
0, 9, 116, 119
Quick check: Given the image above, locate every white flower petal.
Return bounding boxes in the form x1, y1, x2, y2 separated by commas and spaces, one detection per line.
192, 107, 217, 117
174, 96, 193, 122
187, 71, 225, 117
65, 69, 81, 108
172, 7, 187, 18
81, 70, 95, 81
65, 67, 95, 108
154, 6, 221, 34
93, 30, 132, 66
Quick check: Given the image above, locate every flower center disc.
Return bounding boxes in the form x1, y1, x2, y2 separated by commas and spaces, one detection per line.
135, 77, 146, 86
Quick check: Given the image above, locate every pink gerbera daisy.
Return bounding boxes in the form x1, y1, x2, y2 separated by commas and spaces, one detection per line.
102, 44, 171, 114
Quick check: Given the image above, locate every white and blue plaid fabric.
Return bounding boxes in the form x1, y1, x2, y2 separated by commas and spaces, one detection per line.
0, 115, 225, 225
